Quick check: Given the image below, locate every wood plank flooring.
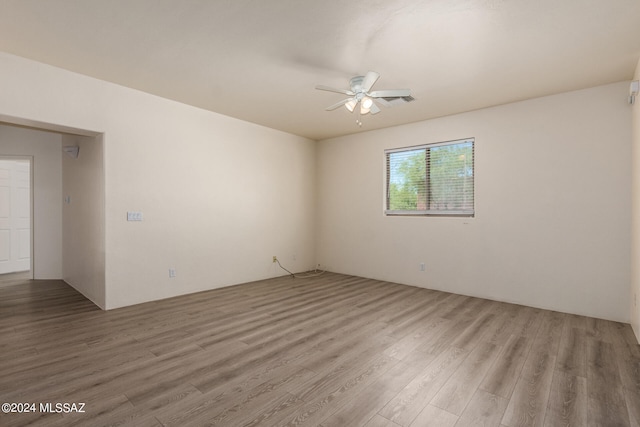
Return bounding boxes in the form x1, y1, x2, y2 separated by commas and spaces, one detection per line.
0, 271, 31, 289
0, 273, 638, 426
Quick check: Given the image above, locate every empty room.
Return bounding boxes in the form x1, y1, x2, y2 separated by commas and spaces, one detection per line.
1, 1, 639, 426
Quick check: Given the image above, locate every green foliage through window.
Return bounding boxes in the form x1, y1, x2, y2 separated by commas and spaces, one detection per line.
386, 139, 474, 216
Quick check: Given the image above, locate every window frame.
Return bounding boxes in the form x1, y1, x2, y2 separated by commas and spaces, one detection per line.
384, 138, 475, 217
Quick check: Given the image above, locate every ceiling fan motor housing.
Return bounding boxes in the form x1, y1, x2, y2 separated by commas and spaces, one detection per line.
350, 76, 365, 94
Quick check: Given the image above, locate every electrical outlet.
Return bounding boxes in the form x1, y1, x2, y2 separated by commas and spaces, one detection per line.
169, 268, 176, 278
272, 256, 277, 263
420, 263, 425, 271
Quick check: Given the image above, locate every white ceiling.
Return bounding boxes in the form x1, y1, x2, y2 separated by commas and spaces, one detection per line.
0, 0, 639, 140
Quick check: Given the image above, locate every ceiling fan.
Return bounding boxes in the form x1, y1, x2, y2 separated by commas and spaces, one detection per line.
315, 71, 413, 117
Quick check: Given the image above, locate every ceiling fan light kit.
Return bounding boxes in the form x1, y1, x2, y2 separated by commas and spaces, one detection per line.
315, 71, 412, 125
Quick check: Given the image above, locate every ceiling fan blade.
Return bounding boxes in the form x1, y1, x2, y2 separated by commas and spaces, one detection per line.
315, 85, 355, 96
375, 97, 392, 107
361, 71, 380, 92
325, 98, 351, 111
369, 89, 411, 98
369, 102, 381, 115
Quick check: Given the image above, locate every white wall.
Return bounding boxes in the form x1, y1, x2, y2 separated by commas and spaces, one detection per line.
631, 59, 640, 341
62, 134, 105, 308
317, 82, 631, 322
0, 52, 316, 309
0, 124, 62, 279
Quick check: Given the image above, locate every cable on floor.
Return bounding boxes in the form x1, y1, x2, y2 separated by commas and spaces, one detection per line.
275, 258, 326, 279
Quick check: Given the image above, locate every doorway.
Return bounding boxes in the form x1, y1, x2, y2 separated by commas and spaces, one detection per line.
0, 157, 32, 285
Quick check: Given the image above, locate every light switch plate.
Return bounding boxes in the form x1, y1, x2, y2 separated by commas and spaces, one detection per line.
127, 211, 143, 221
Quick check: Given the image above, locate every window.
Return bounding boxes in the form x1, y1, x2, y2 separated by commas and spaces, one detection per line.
385, 138, 474, 216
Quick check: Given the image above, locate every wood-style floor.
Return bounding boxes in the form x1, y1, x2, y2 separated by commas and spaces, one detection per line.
1, 273, 639, 427
0, 271, 31, 289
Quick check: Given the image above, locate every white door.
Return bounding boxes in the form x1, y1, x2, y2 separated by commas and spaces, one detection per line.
0, 159, 31, 274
